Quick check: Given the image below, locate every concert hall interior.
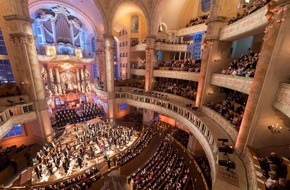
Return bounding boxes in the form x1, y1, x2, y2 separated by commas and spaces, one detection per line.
0, 0, 290, 190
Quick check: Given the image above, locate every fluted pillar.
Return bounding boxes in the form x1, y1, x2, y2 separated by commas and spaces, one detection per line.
55, 68, 62, 94
104, 34, 115, 123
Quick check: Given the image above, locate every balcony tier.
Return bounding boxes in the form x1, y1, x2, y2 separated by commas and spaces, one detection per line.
130, 69, 146, 76
177, 23, 207, 37
130, 42, 188, 52
273, 83, 290, 118
0, 103, 36, 139
153, 70, 199, 82
220, 6, 268, 41
201, 106, 238, 143
211, 74, 253, 94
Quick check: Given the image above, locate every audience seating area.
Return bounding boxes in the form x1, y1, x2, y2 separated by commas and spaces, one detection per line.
55, 103, 105, 128
221, 51, 260, 78
0, 145, 26, 172
258, 152, 290, 190
197, 157, 212, 188
228, 0, 270, 24
156, 59, 201, 72
0, 83, 22, 98
206, 89, 248, 130
115, 79, 145, 89
170, 127, 189, 148
117, 129, 156, 167
128, 138, 195, 190
155, 79, 197, 100
185, 14, 209, 27
31, 166, 102, 190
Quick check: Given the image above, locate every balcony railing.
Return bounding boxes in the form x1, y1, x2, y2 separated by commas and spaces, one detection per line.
273, 83, 290, 119
201, 106, 238, 143
0, 103, 36, 138
155, 42, 188, 52
130, 69, 146, 76
211, 74, 253, 94
177, 23, 207, 37
154, 70, 200, 82
220, 5, 268, 41
115, 91, 219, 184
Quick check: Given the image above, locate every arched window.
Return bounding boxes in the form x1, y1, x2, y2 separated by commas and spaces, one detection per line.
131, 15, 139, 33
3, 124, 23, 138
201, 0, 211, 12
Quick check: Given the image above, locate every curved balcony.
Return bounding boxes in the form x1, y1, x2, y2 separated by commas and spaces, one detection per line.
130, 43, 146, 52
155, 42, 188, 52
130, 69, 145, 76
273, 83, 290, 118
0, 103, 36, 139
153, 70, 200, 82
114, 91, 231, 185
211, 74, 253, 94
201, 106, 238, 143
220, 5, 268, 41
177, 23, 207, 37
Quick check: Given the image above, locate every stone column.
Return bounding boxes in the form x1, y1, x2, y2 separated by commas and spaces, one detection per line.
145, 35, 156, 91
96, 39, 106, 87
104, 34, 115, 123
55, 68, 62, 94
236, 2, 290, 154
195, 7, 232, 107
0, 0, 57, 143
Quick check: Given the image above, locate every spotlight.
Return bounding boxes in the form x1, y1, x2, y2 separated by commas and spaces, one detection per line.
218, 160, 236, 170
219, 145, 234, 155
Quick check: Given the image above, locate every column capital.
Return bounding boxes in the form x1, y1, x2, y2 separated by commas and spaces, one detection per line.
4, 14, 34, 23
10, 33, 35, 45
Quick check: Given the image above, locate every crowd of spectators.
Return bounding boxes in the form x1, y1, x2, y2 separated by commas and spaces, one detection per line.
185, 15, 209, 28
30, 167, 102, 190
115, 79, 145, 89
196, 157, 212, 188
258, 152, 290, 190
156, 59, 201, 72
170, 128, 189, 148
129, 138, 193, 190
117, 129, 156, 166
228, 0, 270, 24
154, 79, 197, 100
206, 90, 248, 130
0, 83, 22, 98
221, 51, 260, 78
55, 103, 105, 128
